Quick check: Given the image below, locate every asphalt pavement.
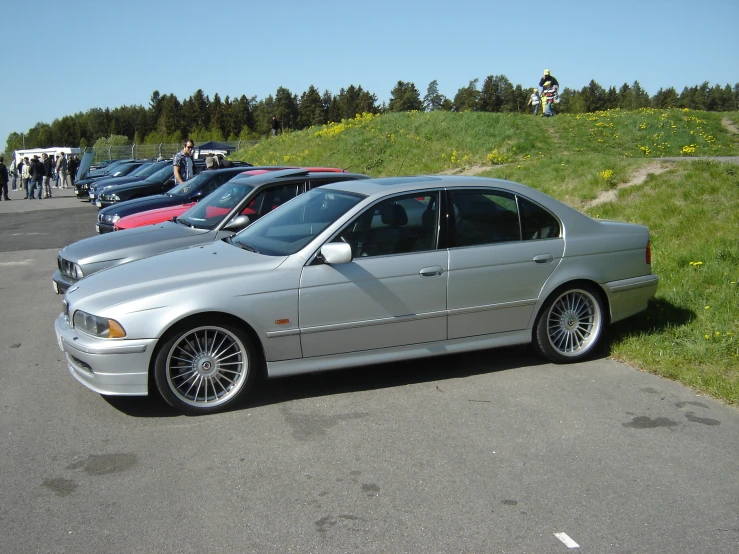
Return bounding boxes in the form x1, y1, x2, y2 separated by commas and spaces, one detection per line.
1, 185, 738, 553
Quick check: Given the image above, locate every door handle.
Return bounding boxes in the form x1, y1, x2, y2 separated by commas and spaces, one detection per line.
420, 266, 444, 277
533, 254, 553, 264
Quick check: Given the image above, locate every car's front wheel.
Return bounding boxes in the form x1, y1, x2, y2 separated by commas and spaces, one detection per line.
154, 320, 257, 415
534, 285, 604, 363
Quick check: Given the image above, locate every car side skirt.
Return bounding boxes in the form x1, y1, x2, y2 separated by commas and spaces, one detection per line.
265, 329, 532, 378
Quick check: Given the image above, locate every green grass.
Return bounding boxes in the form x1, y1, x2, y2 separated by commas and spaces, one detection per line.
232, 109, 739, 405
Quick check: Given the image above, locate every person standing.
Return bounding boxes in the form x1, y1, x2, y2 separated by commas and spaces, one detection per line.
53, 155, 61, 188
68, 154, 79, 186
0, 156, 10, 201
29, 155, 45, 199
539, 69, 559, 89
271, 116, 279, 137
42, 153, 53, 198
21, 157, 31, 198
56, 151, 70, 188
542, 81, 557, 117
527, 88, 541, 115
9, 158, 18, 191
173, 139, 195, 184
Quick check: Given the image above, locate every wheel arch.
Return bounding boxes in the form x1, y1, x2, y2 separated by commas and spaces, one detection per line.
147, 310, 268, 388
532, 278, 611, 338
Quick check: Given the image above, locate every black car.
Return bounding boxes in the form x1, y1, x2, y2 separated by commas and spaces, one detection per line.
95, 166, 254, 233
95, 159, 252, 209
86, 160, 171, 203
89, 163, 176, 206
80, 161, 168, 202
75, 159, 144, 199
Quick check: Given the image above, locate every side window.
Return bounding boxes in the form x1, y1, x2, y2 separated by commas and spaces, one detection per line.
333, 192, 439, 257
518, 196, 560, 240
241, 183, 301, 220
450, 189, 521, 247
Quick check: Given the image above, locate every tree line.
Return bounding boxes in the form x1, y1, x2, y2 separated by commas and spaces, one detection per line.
5, 77, 738, 153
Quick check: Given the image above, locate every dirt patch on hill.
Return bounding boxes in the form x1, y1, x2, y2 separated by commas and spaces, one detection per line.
438, 164, 496, 176
583, 162, 671, 209
721, 117, 738, 134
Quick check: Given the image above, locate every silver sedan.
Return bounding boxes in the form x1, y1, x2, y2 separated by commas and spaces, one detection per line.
55, 176, 658, 415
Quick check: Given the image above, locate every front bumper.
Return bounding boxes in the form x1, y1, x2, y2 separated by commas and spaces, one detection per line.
52, 269, 76, 295
96, 221, 115, 234
55, 313, 155, 396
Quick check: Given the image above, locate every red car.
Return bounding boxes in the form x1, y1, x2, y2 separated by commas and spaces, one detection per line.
114, 167, 347, 231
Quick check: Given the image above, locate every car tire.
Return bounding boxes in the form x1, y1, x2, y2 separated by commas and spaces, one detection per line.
534, 284, 605, 363
154, 319, 257, 415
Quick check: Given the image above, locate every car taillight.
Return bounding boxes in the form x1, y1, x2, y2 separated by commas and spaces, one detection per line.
646, 241, 652, 265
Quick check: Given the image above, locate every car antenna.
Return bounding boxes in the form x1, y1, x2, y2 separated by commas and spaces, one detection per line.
396, 157, 406, 176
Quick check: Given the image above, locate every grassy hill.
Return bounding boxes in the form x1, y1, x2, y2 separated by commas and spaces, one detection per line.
233, 109, 739, 405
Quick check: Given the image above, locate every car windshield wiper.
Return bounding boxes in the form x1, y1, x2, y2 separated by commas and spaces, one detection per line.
232, 240, 258, 253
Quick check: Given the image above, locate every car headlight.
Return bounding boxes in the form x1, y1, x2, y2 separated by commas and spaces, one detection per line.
110, 194, 120, 202
103, 214, 121, 224
73, 310, 126, 338
71, 263, 84, 279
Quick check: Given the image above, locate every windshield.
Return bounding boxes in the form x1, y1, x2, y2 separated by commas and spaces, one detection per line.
231, 188, 364, 256
146, 164, 174, 182
126, 163, 154, 177
177, 181, 256, 230
130, 161, 166, 178
101, 160, 130, 174
167, 171, 211, 196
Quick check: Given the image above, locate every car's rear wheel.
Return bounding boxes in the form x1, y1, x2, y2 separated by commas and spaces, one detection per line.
534, 285, 604, 363
154, 320, 256, 415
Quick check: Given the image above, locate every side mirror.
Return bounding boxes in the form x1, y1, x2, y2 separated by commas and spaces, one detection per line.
189, 191, 204, 202
223, 214, 251, 232
320, 242, 352, 265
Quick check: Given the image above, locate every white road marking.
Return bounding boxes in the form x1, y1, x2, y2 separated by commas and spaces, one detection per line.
0, 259, 34, 266
554, 532, 580, 548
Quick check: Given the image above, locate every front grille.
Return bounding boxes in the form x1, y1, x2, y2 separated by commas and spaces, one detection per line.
58, 256, 74, 278
98, 212, 105, 223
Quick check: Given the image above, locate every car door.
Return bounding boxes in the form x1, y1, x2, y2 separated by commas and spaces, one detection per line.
299, 191, 448, 358
446, 188, 564, 340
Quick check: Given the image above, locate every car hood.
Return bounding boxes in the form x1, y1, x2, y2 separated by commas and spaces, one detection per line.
66, 240, 287, 316
100, 194, 170, 217
117, 203, 195, 229
96, 178, 153, 193
90, 174, 144, 188
60, 221, 209, 265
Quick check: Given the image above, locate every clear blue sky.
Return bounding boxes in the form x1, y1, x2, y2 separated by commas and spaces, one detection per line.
3, 0, 737, 151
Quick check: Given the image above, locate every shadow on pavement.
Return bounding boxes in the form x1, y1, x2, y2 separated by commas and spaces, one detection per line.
102, 345, 547, 417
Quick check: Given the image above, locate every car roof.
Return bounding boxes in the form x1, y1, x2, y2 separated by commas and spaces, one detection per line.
228, 167, 365, 185
322, 175, 573, 211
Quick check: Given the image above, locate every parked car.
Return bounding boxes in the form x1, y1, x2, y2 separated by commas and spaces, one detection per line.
111, 167, 354, 232
52, 168, 368, 293
74, 159, 136, 199
95, 165, 252, 233
54, 175, 658, 415
80, 161, 168, 204
93, 159, 251, 208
